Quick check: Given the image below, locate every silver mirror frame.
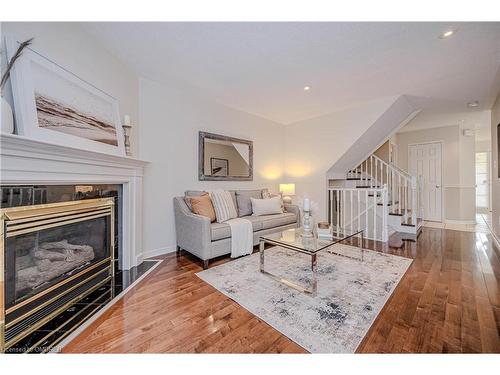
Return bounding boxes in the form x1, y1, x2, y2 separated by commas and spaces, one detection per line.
198, 131, 253, 181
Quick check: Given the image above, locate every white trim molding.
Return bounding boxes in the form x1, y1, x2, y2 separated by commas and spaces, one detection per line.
443, 184, 476, 189
139, 245, 177, 264
0, 133, 149, 270
444, 219, 477, 225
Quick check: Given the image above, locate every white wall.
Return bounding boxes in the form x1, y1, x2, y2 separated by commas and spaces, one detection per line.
395, 110, 492, 223
491, 93, 500, 238
138, 78, 285, 256
476, 139, 491, 152
283, 96, 399, 220
1, 22, 140, 154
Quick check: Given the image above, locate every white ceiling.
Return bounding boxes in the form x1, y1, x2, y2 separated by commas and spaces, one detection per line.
81, 22, 500, 124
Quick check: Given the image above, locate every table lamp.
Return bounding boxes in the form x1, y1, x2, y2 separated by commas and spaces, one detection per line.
279, 183, 295, 204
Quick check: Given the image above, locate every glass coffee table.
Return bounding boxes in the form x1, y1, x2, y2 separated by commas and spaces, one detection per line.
259, 227, 364, 295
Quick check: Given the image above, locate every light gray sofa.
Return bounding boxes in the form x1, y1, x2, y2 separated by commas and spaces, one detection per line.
174, 189, 300, 269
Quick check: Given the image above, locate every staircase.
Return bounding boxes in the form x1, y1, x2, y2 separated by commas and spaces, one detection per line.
328, 154, 423, 242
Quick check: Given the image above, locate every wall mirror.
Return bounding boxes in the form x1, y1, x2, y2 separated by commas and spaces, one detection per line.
199, 131, 253, 181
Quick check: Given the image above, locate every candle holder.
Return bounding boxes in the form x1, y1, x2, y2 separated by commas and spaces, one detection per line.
302, 210, 313, 238
122, 124, 132, 156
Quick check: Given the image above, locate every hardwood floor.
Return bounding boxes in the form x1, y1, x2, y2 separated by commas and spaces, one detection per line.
62, 227, 500, 353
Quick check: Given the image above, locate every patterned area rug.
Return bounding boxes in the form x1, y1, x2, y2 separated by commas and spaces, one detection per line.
197, 244, 412, 353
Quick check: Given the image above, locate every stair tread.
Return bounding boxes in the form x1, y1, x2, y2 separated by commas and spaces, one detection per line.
401, 222, 416, 227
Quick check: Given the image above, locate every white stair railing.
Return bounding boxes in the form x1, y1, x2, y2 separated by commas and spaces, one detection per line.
348, 154, 420, 226
328, 186, 388, 242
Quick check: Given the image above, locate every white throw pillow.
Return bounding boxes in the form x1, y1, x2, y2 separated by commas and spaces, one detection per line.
210, 190, 238, 223
251, 196, 283, 216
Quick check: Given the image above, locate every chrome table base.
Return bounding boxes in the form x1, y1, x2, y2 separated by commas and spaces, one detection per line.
259, 231, 364, 296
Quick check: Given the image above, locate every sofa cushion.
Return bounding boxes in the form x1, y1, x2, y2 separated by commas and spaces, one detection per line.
262, 188, 272, 199
210, 213, 296, 241
235, 189, 263, 217
210, 217, 263, 241
189, 193, 216, 222
244, 216, 265, 232
184, 190, 206, 210
251, 196, 283, 216
210, 222, 232, 241
227, 190, 238, 212
210, 190, 238, 223
259, 212, 297, 230
185, 190, 205, 196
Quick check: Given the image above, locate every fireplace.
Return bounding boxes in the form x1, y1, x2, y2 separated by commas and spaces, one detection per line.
1, 198, 115, 352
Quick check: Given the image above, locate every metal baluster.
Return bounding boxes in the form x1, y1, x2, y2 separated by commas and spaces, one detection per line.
386, 164, 389, 208
357, 190, 361, 232
405, 179, 408, 221
350, 189, 353, 230
390, 170, 394, 213
383, 185, 388, 241
342, 189, 346, 229
411, 176, 417, 225
373, 189, 377, 240
336, 190, 340, 230
365, 190, 369, 238
398, 175, 402, 215
329, 190, 333, 225
370, 157, 373, 187
362, 160, 365, 185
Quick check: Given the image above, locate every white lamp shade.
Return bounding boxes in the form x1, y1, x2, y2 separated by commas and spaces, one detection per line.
279, 183, 295, 196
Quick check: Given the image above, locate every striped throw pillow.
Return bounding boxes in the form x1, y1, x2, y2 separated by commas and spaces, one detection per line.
210, 190, 238, 223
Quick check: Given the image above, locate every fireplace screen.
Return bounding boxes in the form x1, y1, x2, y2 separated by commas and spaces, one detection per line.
6, 216, 109, 308
1, 198, 114, 352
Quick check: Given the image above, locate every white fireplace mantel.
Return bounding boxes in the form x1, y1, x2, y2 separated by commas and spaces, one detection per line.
0, 133, 149, 270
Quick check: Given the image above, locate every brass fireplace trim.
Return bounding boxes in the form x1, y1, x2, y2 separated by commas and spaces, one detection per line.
6, 207, 111, 233
5, 273, 112, 350
1, 213, 4, 353
6, 211, 112, 238
26, 278, 112, 353
1, 197, 115, 353
1, 198, 114, 221
6, 257, 112, 319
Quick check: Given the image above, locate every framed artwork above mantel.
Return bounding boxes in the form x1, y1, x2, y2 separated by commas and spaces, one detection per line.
5, 35, 126, 156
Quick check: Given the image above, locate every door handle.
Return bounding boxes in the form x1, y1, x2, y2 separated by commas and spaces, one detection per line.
435, 185, 440, 188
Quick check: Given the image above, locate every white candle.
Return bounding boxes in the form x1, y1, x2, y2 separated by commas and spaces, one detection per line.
303, 197, 310, 211
282, 229, 296, 242
123, 115, 131, 126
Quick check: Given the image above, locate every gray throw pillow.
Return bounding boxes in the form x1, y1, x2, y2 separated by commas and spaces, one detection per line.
235, 190, 263, 217
227, 190, 238, 213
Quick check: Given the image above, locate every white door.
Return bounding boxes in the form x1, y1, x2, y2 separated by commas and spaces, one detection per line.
408, 143, 442, 222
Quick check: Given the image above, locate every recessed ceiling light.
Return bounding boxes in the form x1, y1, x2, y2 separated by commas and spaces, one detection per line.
303, 85, 311, 91
439, 29, 456, 39
467, 101, 479, 108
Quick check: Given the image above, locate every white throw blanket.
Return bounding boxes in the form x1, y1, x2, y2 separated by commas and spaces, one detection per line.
226, 218, 253, 258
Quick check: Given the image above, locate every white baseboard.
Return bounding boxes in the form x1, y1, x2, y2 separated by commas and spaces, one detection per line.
134, 246, 176, 271
141, 245, 177, 260
491, 231, 500, 253
444, 219, 476, 225
477, 215, 500, 253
